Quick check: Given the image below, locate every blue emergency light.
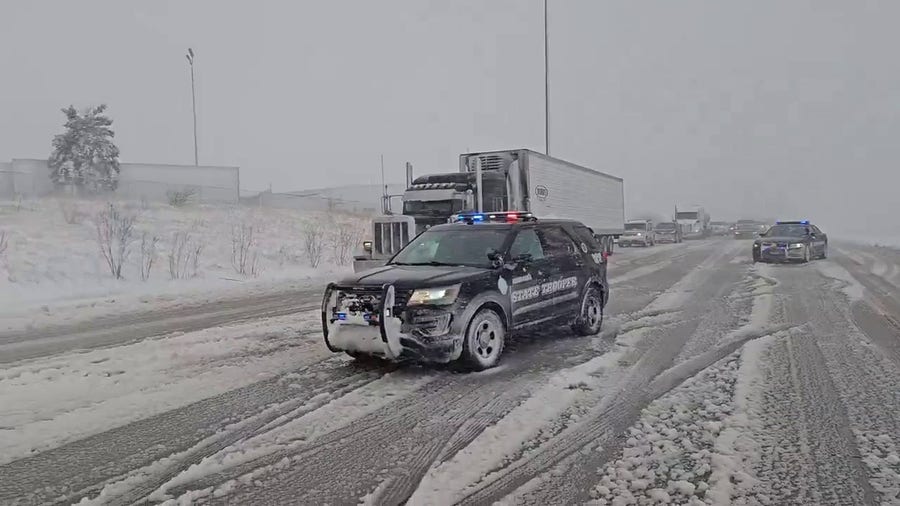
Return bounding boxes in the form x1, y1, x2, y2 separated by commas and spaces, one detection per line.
453, 211, 536, 224
776, 220, 809, 225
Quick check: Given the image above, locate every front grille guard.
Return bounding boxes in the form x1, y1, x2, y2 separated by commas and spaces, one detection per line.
321, 283, 402, 351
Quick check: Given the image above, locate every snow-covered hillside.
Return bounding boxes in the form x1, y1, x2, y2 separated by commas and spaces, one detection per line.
0, 197, 367, 325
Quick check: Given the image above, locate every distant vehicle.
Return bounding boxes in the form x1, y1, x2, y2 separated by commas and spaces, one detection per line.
354, 149, 625, 271
619, 219, 656, 247
675, 206, 710, 239
654, 221, 682, 243
752, 220, 828, 263
324, 212, 609, 370
709, 221, 731, 236
733, 219, 761, 239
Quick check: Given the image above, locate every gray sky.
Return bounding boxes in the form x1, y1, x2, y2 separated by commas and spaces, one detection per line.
2, 0, 898, 236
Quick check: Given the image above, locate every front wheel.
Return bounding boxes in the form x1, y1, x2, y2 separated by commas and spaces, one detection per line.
572, 286, 604, 336
460, 308, 506, 370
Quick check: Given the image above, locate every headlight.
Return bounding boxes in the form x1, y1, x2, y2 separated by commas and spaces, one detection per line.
789, 243, 804, 249
408, 285, 461, 306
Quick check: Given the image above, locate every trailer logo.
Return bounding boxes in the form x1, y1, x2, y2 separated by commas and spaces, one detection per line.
535, 185, 549, 201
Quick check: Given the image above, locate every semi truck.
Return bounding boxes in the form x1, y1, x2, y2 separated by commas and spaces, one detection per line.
675, 205, 710, 240
353, 149, 625, 272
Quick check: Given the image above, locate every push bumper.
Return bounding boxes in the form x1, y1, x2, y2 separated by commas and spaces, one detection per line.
321, 284, 465, 364
757, 245, 805, 262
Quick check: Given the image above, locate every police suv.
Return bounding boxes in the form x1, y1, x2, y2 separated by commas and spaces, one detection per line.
322, 212, 609, 370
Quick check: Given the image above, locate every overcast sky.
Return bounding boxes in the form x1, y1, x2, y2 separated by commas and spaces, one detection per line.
1, 0, 898, 235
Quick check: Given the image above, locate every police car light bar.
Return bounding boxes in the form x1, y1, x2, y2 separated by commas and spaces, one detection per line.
776, 220, 809, 225
453, 211, 536, 223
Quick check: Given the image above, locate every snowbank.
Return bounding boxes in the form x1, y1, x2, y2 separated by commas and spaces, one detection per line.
0, 198, 366, 328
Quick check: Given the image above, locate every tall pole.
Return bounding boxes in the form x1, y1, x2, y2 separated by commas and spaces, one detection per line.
186, 48, 199, 166
544, 0, 550, 156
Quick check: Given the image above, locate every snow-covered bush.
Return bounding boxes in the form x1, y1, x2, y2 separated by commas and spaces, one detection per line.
168, 230, 203, 280
231, 221, 259, 276
167, 188, 197, 208
59, 199, 87, 225
328, 217, 365, 266
94, 203, 136, 280
140, 232, 159, 281
303, 221, 325, 268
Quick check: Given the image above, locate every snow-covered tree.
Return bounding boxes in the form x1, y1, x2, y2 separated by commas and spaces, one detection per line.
49, 105, 121, 192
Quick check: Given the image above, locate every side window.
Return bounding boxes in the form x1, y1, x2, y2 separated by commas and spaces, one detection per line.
571, 225, 602, 253
509, 229, 545, 260
537, 226, 578, 259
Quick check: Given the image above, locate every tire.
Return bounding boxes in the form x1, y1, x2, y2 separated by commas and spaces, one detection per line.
572, 285, 604, 336
460, 308, 506, 371
820, 243, 828, 259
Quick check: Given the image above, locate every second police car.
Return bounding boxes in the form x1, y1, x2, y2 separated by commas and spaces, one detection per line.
752, 220, 828, 263
322, 212, 609, 370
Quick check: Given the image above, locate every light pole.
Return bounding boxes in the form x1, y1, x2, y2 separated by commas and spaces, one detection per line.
544, 0, 550, 156
185, 48, 199, 166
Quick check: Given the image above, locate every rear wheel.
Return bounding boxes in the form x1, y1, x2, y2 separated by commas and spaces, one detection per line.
460, 308, 505, 370
573, 285, 604, 336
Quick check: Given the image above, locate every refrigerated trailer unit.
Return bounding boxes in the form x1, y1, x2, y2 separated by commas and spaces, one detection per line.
353, 149, 626, 272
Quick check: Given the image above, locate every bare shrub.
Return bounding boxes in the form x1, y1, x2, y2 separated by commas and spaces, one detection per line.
59, 200, 86, 224
303, 221, 325, 268
330, 218, 364, 266
95, 203, 136, 280
231, 222, 259, 276
168, 231, 203, 279
140, 232, 159, 281
166, 188, 198, 208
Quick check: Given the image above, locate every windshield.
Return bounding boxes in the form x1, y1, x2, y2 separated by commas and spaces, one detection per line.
675, 212, 698, 220
625, 223, 647, 231
403, 199, 462, 216
764, 224, 810, 237
655, 222, 676, 230
390, 228, 508, 267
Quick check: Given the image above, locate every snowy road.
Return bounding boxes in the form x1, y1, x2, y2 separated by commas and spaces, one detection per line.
2, 240, 900, 505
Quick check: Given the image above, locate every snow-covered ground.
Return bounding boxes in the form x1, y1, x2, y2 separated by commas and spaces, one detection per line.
0, 311, 328, 465
3, 239, 900, 505
0, 197, 362, 330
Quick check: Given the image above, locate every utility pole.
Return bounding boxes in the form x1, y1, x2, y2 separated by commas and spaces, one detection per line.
186, 48, 199, 166
544, 0, 550, 156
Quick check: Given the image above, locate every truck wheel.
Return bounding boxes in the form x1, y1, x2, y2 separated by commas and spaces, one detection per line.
460, 308, 505, 370
572, 285, 604, 336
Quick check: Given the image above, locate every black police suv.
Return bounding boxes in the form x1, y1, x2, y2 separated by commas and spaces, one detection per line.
322, 212, 609, 370
752, 221, 828, 263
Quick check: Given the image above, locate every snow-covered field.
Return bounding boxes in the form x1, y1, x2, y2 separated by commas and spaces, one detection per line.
0, 197, 363, 330
3, 237, 900, 505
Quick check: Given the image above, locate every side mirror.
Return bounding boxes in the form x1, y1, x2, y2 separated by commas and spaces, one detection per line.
758, 231, 767, 237
487, 249, 505, 268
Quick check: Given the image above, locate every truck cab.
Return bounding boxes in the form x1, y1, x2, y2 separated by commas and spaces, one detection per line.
619, 219, 656, 247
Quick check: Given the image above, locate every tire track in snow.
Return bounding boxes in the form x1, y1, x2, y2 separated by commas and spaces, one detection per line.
0, 353, 389, 506
434, 242, 751, 505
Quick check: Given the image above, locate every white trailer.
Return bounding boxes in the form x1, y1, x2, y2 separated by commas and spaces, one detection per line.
354, 149, 625, 271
